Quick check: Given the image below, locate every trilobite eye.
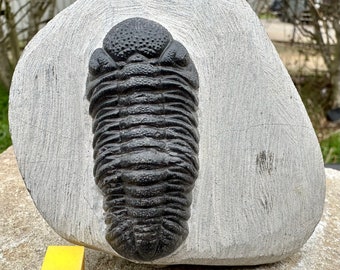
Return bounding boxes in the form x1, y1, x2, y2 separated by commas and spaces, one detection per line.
173, 45, 190, 67
159, 40, 189, 67
89, 48, 117, 76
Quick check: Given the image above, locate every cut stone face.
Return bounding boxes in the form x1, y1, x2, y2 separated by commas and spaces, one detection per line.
9, 0, 325, 265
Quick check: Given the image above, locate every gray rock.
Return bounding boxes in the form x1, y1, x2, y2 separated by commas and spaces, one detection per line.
9, 0, 325, 265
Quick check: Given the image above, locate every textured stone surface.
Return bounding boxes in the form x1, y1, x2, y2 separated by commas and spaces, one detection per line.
9, 0, 325, 265
0, 147, 339, 269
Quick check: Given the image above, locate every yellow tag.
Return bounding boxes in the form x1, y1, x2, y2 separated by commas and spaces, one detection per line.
41, 246, 85, 270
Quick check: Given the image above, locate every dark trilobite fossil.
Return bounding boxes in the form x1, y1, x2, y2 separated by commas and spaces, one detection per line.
86, 17, 199, 261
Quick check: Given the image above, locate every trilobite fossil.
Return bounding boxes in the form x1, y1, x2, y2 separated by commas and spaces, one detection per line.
86, 17, 199, 261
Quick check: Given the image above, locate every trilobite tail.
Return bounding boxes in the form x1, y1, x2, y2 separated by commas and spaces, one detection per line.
101, 156, 194, 261
105, 210, 189, 261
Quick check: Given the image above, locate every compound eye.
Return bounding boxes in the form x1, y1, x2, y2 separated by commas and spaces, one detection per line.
174, 47, 189, 67
159, 40, 190, 67
89, 48, 117, 76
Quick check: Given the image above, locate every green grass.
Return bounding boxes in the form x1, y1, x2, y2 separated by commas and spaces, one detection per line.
320, 133, 340, 163
290, 73, 339, 164
0, 84, 11, 153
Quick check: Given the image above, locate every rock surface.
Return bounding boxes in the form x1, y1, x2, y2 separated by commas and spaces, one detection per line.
9, 0, 325, 265
0, 147, 339, 269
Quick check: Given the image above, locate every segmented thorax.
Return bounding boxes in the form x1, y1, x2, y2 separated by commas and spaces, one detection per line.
86, 17, 199, 261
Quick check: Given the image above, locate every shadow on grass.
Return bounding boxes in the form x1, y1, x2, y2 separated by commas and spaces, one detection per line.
0, 84, 11, 153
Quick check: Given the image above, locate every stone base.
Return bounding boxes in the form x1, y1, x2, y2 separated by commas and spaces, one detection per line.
0, 146, 338, 269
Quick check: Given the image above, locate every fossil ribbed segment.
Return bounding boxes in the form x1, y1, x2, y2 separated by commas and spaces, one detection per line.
86, 17, 199, 261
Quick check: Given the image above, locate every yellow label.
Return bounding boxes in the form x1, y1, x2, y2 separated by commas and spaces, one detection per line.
41, 246, 85, 270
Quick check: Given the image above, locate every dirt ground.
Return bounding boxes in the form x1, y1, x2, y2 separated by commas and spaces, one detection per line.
262, 19, 327, 74
274, 42, 327, 74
